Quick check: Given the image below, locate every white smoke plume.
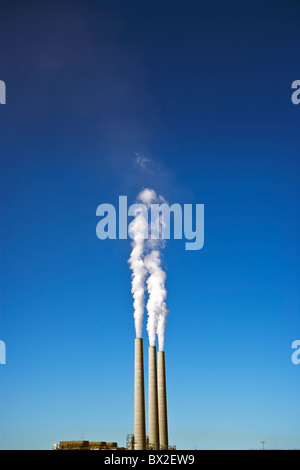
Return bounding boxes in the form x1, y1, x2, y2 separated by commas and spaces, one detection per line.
144, 250, 168, 351
138, 188, 157, 208
137, 189, 168, 352
128, 206, 148, 338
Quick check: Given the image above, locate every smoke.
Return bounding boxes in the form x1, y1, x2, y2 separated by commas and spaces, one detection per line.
144, 250, 168, 351
138, 188, 157, 208
128, 207, 148, 338
128, 188, 168, 351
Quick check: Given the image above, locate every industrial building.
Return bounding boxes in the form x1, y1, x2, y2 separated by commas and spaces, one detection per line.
53, 441, 126, 451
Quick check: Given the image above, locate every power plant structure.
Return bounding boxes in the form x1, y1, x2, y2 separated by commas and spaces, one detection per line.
53, 441, 126, 451
133, 339, 171, 450
157, 351, 168, 450
52, 337, 174, 451
148, 346, 160, 450
134, 338, 146, 450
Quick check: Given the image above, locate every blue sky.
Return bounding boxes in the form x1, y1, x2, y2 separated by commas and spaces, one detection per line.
0, 0, 300, 449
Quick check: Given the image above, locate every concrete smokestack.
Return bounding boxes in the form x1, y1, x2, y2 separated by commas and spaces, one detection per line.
157, 351, 168, 450
134, 338, 146, 450
148, 346, 159, 449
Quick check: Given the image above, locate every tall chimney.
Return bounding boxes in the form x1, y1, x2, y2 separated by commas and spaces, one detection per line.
134, 338, 146, 450
157, 351, 168, 450
148, 346, 159, 449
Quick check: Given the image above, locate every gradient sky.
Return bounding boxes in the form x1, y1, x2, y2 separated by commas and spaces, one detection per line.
0, 0, 300, 450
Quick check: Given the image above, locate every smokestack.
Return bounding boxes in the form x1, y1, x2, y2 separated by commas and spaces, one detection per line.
134, 338, 146, 450
148, 346, 159, 449
157, 351, 168, 450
